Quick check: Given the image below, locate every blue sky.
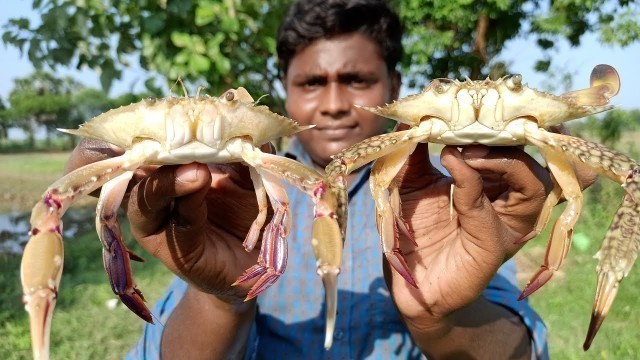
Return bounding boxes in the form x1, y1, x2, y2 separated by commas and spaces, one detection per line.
1, 2, 639, 110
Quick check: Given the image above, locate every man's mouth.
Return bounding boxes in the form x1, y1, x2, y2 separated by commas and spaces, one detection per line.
315, 124, 357, 137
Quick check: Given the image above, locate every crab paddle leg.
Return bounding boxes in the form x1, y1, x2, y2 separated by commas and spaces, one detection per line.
21, 151, 151, 360
96, 171, 152, 323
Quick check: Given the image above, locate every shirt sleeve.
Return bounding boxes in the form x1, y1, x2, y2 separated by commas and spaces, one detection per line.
484, 259, 549, 360
125, 276, 189, 360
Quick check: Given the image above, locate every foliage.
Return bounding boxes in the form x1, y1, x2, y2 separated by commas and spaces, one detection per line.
0, 98, 11, 140
5, 71, 81, 146
1, 69, 159, 151
393, 0, 640, 86
2, 0, 292, 111
2, 0, 638, 100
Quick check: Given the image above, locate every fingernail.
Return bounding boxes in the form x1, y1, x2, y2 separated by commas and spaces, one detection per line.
176, 164, 199, 183
462, 146, 490, 160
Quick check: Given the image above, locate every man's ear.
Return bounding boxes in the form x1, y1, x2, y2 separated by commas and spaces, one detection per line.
390, 71, 401, 101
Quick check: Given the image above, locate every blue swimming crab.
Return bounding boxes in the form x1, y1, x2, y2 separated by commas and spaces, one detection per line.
325, 64, 637, 350
21, 87, 345, 359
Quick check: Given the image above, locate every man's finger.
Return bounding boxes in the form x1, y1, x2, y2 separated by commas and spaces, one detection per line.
441, 146, 505, 253
461, 146, 552, 200
127, 163, 212, 237
397, 142, 444, 189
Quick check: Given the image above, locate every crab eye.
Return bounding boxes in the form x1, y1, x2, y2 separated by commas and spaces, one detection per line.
433, 79, 451, 94
225, 90, 235, 101
506, 75, 523, 91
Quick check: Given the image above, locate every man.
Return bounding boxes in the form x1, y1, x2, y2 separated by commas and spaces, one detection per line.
67, 0, 565, 358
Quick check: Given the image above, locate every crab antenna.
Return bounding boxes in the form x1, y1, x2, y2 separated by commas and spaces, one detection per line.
255, 93, 270, 105
169, 77, 186, 97
195, 86, 207, 99
179, 78, 189, 98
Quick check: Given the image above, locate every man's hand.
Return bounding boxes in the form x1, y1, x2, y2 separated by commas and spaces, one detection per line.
389, 143, 555, 358
66, 139, 264, 303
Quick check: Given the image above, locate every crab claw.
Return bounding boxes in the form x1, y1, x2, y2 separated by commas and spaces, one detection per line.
584, 175, 640, 350
583, 271, 621, 350
312, 214, 342, 349
97, 171, 153, 323
21, 230, 63, 360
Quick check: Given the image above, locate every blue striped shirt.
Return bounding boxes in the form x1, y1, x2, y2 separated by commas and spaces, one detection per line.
127, 139, 548, 359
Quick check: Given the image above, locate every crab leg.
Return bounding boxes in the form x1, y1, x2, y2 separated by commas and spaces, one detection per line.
517, 179, 563, 244
96, 171, 152, 322
233, 169, 292, 298
520, 129, 583, 299
370, 142, 419, 287
243, 167, 269, 252
237, 142, 344, 348
584, 175, 640, 350
526, 129, 640, 347
326, 127, 431, 285
21, 142, 159, 360
21, 150, 154, 360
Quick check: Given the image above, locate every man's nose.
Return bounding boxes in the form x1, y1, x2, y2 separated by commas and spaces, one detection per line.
320, 82, 351, 117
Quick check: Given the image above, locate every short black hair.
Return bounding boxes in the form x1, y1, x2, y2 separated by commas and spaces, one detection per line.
276, 0, 403, 76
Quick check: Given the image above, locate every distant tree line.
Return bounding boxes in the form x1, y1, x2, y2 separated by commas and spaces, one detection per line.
0, 71, 155, 150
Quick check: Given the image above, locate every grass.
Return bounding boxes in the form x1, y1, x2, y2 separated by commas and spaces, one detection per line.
0, 226, 174, 359
0, 152, 96, 213
2, 151, 640, 358
514, 180, 640, 359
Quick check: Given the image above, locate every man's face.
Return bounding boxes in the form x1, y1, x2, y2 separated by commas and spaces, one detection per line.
283, 33, 400, 168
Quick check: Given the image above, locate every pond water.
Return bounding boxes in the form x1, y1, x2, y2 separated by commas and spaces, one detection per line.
0, 208, 96, 255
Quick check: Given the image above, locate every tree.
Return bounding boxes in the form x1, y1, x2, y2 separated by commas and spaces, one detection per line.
7, 71, 80, 147
2, 0, 638, 103
0, 98, 11, 141
392, 0, 640, 85
3, 0, 291, 111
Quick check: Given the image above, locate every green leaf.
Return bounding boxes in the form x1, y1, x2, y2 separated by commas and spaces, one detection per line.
189, 54, 212, 73
195, 4, 216, 26
534, 60, 551, 72
214, 55, 231, 75
170, 32, 192, 48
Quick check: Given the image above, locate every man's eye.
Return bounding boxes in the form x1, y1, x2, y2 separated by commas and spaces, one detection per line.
348, 77, 372, 89
298, 78, 325, 89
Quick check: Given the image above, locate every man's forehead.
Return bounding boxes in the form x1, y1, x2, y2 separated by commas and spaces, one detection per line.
288, 33, 385, 72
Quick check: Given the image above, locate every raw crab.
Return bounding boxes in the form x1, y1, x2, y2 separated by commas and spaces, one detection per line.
325, 64, 637, 350
21, 87, 345, 359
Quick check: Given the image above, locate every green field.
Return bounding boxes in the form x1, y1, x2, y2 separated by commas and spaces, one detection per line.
1, 152, 640, 359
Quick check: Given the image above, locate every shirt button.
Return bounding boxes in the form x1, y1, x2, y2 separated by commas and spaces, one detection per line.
333, 329, 344, 340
